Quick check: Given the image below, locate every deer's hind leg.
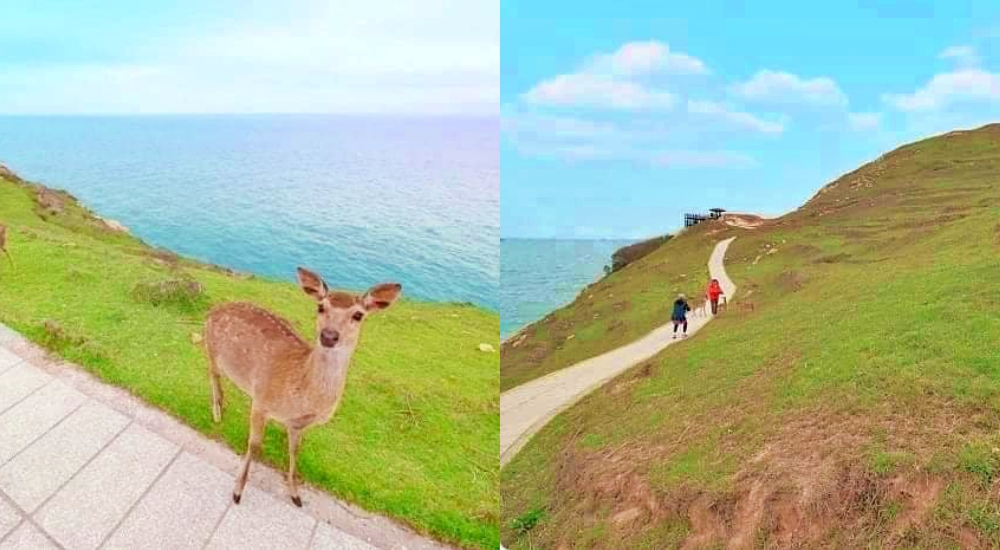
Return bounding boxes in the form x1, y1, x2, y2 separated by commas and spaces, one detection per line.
208, 361, 224, 423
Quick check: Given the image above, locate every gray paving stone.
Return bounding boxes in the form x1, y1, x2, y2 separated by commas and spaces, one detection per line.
310, 521, 378, 550
33, 423, 177, 550
104, 451, 233, 550
0, 399, 129, 512
0, 498, 21, 541
0, 521, 58, 550
0, 349, 21, 374
206, 485, 315, 550
0, 363, 50, 415
0, 380, 87, 465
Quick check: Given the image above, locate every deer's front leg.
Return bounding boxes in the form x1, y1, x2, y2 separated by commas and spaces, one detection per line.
233, 406, 266, 504
287, 427, 304, 507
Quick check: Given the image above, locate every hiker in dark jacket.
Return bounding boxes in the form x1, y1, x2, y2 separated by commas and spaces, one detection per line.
672, 293, 691, 339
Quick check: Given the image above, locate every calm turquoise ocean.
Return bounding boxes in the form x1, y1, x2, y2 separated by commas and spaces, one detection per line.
0, 115, 498, 311
500, 238, 633, 339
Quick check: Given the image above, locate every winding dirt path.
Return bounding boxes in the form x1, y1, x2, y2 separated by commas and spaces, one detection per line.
500, 237, 738, 467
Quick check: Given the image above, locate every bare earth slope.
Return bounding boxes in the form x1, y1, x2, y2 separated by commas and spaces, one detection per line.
502, 124, 1000, 549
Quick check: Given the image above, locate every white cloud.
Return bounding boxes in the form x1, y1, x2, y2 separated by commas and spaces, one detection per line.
522, 73, 676, 110
587, 40, 709, 76
521, 40, 705, 110
653, 150, 758, 169
501, 110, 620, 140
847, 112, 882, 130
733, 70, 848, 106
687, 99, 785, 133
882, 68, 1000, 111
938, 45, 980, 67
0, 0, 498, 114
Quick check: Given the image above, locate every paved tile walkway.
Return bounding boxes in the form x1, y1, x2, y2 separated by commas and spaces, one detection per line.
0, 326, 450, 550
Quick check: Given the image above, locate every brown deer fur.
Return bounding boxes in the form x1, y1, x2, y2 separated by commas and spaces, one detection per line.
0, 224, 11, 267
204, 267, 401, 506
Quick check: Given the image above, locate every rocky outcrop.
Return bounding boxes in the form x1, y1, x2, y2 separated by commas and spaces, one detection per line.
0, 162, 23, 182
611, 234, 672, 272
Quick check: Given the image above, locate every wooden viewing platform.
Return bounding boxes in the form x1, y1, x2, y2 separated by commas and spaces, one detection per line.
684, 208, 727, 227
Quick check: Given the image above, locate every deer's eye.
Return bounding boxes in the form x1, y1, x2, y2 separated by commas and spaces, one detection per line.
318, 304, 326, 313
352, 311, 364, 322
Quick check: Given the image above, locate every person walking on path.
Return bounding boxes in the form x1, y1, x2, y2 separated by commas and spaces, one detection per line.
706, 278, 724, 315
671, 293, 691, 339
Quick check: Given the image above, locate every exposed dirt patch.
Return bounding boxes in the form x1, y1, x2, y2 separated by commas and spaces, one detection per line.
722, 214, 769, 230
605, 362, 657, 397
34, 187, 67, 216
885, 474, 944, 545
553, 442, 671, 548
814, 253, 852, 264
683, 496, 729, 549
548, 401, 972, 550
776, 270, 808, 292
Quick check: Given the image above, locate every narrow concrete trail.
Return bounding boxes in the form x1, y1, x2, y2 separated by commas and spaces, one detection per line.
500, 237, 738, 468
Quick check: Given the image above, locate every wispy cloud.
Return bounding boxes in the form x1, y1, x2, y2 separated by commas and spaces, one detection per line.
0, 1, 499, 114
882, 68, 1000, 111
687, 99, 785, 134
938, 45, 980, 67
732, 70, 848, 106
521, 40, 705, 110
522, 74, 676, 110
653, 150, 758, 169
847, 112, 882, 130
586, 40, 710, 76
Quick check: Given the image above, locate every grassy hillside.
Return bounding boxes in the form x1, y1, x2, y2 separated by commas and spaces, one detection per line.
501, 228, 717, 391
0, 171, 500, 549
502, 124, 1000, 549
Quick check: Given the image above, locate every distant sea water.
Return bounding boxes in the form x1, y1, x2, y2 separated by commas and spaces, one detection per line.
0, 115, 498, 311
500, 239, 633, 340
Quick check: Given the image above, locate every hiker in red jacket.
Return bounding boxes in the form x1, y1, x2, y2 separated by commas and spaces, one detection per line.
706, 279, 724, 315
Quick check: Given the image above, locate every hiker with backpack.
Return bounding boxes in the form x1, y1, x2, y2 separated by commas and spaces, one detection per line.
671, 293, 691, 339
706, 278, 724, 315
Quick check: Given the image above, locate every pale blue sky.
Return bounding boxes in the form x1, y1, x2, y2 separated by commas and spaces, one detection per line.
0, 0, 498, 114
501, 1, 1000, 238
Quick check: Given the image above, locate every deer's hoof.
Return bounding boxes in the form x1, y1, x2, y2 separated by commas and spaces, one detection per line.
291, 496, 303, 507
233, 493, 242, 504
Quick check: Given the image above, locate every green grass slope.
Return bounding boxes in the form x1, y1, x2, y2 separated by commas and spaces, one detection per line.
501, 228, 717, 392
0, 172, 499, 549
502, 124, 1000, 549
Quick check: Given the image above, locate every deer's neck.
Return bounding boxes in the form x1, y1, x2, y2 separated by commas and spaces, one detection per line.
306, 345, 354, 401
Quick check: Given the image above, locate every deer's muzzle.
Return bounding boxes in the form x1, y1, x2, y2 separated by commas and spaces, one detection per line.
319, 329, 340, 348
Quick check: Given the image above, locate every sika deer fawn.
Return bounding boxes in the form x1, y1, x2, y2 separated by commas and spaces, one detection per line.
204, 267, 401, 506
0, 224, 12, 267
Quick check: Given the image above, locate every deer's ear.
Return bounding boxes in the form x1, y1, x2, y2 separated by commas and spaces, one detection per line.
363, 283, 402, 311
297, 267, 328, 301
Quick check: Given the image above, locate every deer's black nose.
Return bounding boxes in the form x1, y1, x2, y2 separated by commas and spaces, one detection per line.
320, 329, 340, 348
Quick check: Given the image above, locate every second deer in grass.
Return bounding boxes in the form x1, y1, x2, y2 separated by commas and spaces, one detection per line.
204, 267, 401, 506
0, 224, 12, 268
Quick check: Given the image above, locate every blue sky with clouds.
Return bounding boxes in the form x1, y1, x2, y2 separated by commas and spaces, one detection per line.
1, 0, 498, 115
501, 1, 1000, 239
